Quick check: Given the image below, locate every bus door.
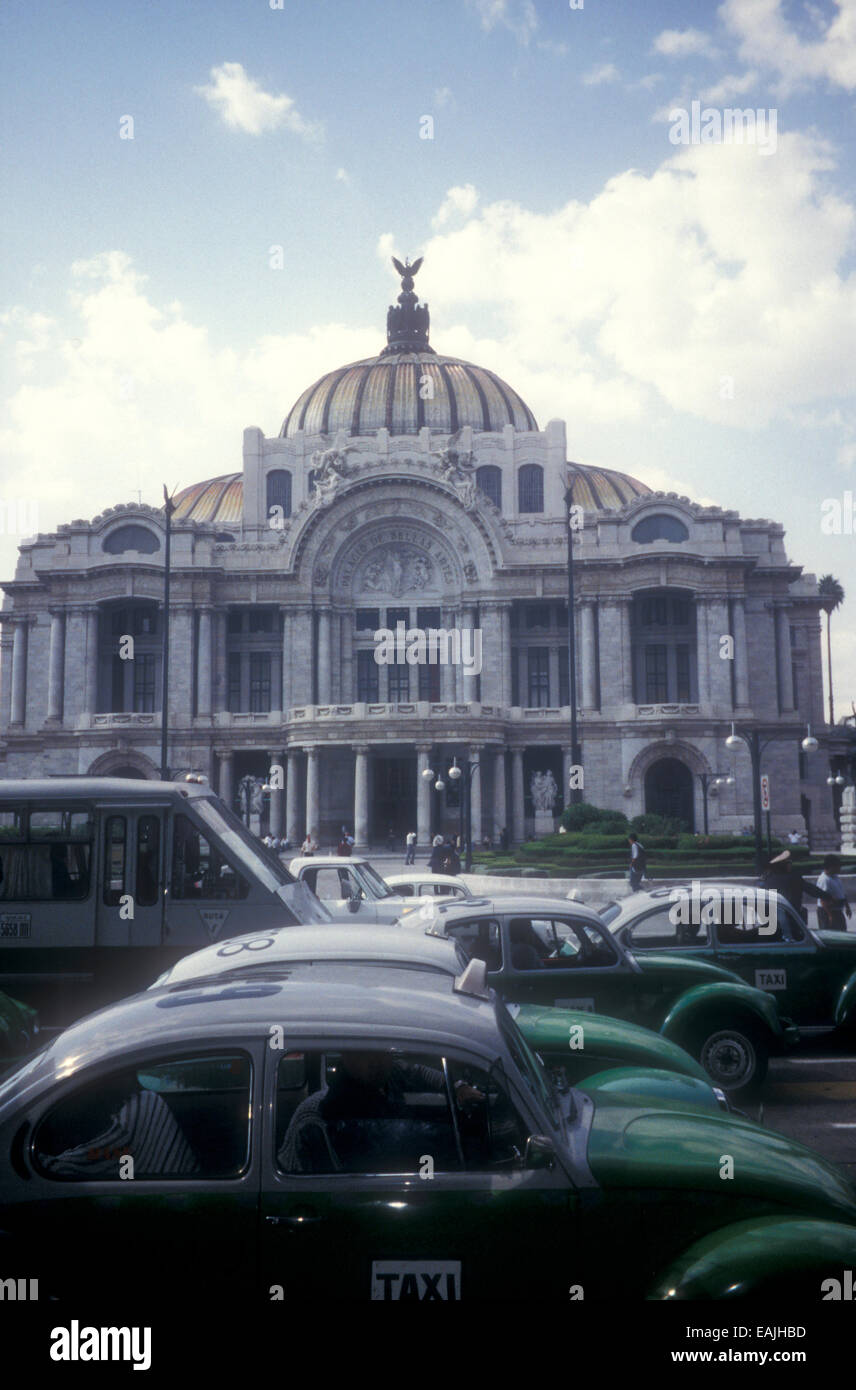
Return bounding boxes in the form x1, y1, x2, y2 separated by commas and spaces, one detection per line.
95, 806, 166, 949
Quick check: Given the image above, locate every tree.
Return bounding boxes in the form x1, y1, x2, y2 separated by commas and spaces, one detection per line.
818, 575, 845, 726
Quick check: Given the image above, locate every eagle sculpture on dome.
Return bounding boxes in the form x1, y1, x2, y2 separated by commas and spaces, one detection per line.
392, 256, 423, 292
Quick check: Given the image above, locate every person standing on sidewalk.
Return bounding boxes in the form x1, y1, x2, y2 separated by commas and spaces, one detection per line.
628, 834, 647, 891
404, 831, 416, 865
815, 855, 852, 932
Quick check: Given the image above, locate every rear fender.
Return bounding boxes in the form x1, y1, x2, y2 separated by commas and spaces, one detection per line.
649, 1216, 856, 1300
660, 982, 783, 1047
833, 969, 856, 1028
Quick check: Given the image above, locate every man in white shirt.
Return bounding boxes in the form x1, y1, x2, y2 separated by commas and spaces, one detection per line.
405, 831, 416, 865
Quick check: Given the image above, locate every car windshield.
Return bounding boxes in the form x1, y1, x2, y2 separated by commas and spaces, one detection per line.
193, 798, 294, 893
496, 1003, 560, 1129
352, 862, 396, 900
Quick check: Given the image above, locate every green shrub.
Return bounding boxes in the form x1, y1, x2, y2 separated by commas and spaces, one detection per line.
560, 802, 629, 834
630, 812, 689, 837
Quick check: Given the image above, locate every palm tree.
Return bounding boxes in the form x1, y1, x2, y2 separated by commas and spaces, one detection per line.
818, 575, 845, 726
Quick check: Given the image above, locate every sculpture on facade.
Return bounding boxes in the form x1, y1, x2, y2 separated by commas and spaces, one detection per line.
432, 431, 479, 512
530, 770, 558, 814
311, 445, 358, 508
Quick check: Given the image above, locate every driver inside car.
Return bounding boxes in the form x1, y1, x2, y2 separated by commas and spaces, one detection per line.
278, 1051, 484, 1174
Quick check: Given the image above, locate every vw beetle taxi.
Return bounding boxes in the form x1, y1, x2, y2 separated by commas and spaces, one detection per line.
151, 923, 729, 1110
0, 964, 853, 1302
607, 884, 856, 1036
416, 895, 799, 1093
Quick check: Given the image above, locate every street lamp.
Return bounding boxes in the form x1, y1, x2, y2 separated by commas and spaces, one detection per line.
724, 722, 819, 874
565, 468, 584, 805
447, 755, 480, 872
698, 770, 735, 835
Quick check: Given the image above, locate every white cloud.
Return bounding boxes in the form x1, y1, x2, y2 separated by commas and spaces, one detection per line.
719, 0, 856, 92
538, 39, 569, 57
582, 62, 620, 87
465, 0, 538, 45
653, 28, 720, 58
431, 184, 480, 229
195, 61, 322, 138
388, 137, 856, 432
0, 252, 374, 582
335, 167, 351, 184
699, 70, 760, 102
434, 86, 453, 108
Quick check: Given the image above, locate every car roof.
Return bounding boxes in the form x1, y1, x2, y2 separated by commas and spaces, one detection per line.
605, 884, 783, 931
0, 777, 209, 801
416, 894, 604, 922
386, 873, 469, 889
289, 855, 373, 869
0, 966, 503, 1108
152, 924, 464, 987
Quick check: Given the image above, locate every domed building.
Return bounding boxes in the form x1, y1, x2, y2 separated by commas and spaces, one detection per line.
0, 261, 837, 850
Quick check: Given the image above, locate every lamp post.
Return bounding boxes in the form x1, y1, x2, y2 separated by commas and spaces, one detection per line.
447, 756, 480, 872
565, 470, 583, 805
421, 762, 446, 845
159, 485, 177, 782
698, 771, 735, 836
724, 723, 819, 874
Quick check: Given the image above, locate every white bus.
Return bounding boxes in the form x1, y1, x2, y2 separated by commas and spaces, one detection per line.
0, 778, 330, 1028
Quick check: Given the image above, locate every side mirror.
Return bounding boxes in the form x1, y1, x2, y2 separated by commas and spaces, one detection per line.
347, 892, 362, 914
524, 1134, 556, 1171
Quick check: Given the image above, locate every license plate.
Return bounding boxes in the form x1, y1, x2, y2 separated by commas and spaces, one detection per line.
755, 968, 786, 991
0, 914, 31, 940
371, 1260, 461, 1300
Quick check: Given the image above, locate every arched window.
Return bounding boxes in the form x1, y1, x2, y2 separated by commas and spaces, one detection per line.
102, 525, 160, 555
518, 464, 544, 514
266, 469, 292, 521
631, 514, 689, 544
476, 465, 502, 510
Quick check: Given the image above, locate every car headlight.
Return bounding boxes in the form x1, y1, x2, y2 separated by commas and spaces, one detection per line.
713, 1086, 731, 1112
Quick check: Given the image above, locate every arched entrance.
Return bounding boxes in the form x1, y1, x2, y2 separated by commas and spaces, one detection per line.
644, 757, 694, 830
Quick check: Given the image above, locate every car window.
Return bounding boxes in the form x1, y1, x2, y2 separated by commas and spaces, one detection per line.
504, 917, 619, 969
276, 1050, 461, 1175
445, 919, 502, 971
33, 1053, 252, 1181
627, 905, 712, 951
308, 867, 352, 900
171, 815, 249, 901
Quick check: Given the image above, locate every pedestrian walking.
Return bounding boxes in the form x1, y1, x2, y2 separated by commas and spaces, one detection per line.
405, 831, 416, 865
429, 835, 445, 874
761, 849, 834, 922
628, 834, 647, 891
815, 855, 852, 932
301, 834, 317, 856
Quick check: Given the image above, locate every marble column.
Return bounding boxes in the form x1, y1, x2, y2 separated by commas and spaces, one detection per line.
169, 607, 194, 724
511, 748, 525, 845
280, 608, 292, 715
0, 628, 13, 730
416, 744, 432, 848
441, 606, 456, 703
619, 598, 634, 704
341, 613, 354, 704
290, 610, 313, 705
493, 747, 507, 841
468, 747, 483, 846
46, 611, 65, 722
707, 596, 733, 710
305, 746, 320, 840
286, 750, 302, 845
212, 609, 227, 714
461, 605, 478, 704
499, 604, 512, 707
84, 606, 99, 718
354, 745, 369, 849
581, 601, 598, 709
695, 598, 711, 707
197, 607, 213, 717
218, 748, 234, 811
268, 748, 285, 838
317, 609, 332, 704
776, 605, 795, 712
732, 597, 750, 708
478, 603, 502, 707
10, 619, 27, 726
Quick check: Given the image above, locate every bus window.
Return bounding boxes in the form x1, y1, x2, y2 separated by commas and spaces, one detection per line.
137, 815, 160, 907
0, 809, 93, 901
104, 817, 127, 906
171, 815, 249, 902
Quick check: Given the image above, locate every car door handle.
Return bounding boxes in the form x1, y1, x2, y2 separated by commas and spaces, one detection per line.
265, 1211, 322, 1227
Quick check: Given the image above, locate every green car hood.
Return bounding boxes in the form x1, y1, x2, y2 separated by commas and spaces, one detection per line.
634, 953, 745, 987
587, 1095, 856, 1224
512, 1002, 708, 1082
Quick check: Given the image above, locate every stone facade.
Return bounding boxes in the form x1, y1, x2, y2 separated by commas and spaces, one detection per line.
0, 284, 840, 851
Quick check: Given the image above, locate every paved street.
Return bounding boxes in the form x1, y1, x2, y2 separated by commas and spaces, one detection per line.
752, 1039, 856, 1176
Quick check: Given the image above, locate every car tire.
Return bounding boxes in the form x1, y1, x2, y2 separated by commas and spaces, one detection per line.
692, 1021, 769, 1096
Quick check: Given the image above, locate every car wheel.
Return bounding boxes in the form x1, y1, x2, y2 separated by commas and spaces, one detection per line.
694, 1022, 768, 1095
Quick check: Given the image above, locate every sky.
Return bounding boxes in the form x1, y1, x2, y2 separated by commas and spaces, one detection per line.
1, 0, 855, 718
